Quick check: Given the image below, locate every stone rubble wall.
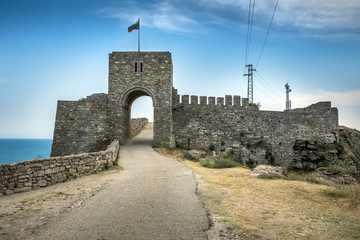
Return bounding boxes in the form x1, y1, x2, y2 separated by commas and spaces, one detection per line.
0, 141, 120, 196
51, 93, 109, 157
172, 90, 339, 169
130, 118, 149, 137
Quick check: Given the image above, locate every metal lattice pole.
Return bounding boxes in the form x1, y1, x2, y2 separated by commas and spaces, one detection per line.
285, 83, 292, 110
244, 64, 256, 103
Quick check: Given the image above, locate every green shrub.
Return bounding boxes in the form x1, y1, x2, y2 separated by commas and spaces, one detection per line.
287, 171, 328, 185
246, 159, 256, 169
249, 102, 259, 110
201, 159, 215, 168
113, 161, 118, 166
201, 157, 239, 169
321, 184, 360, 206
334, 141, 344, 154
322, 186, 347, 198
257, 174, 285, 180
326, 165, 355, 177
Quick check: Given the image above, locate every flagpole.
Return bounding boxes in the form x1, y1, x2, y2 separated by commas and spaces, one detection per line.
138, 18, 140, 52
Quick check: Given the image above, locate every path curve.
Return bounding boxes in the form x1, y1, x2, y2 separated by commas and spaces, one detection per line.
28, 123, 209, 240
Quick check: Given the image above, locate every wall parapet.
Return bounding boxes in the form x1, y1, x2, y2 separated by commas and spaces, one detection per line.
0, 140, 120, 196
174, 92, 249, 108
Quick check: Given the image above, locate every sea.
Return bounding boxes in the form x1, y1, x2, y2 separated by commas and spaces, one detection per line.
0, 139, 53, 164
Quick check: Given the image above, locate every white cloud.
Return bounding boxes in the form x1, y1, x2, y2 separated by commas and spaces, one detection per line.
0, 77, 8, 83
97, 0, 360, 36
276, 0, 360, 31
203, 0, 360, 31
97, 1, 199, 34
292, 89, 360, 108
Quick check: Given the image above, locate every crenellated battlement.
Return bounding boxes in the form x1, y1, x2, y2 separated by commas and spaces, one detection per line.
172, 88, 251, 109
173, 94, 249, 108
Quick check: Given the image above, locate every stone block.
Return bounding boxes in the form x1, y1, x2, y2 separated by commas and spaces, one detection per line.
217, 97, 224, 106
200, 96, 207, 105
208, 97, 215, 105
233, 95, 241, 106
38, 180, 47, 187
182, 95, 189, 104
191, 95, 198, 105
225, 95, 232, 106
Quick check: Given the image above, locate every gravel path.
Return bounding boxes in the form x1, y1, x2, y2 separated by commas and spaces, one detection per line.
27, 123, 209, 240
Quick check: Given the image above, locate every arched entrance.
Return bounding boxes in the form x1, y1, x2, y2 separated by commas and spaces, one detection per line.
107, 51, 174, 147
120, 87, 155, 142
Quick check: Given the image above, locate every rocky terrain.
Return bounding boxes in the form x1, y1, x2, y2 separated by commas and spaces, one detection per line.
338, 126, 360, 178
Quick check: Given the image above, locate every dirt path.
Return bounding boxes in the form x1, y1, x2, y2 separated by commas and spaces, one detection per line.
1, 123, 209, 239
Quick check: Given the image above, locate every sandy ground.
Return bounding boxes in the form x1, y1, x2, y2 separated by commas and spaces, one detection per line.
0, 166, 122, 240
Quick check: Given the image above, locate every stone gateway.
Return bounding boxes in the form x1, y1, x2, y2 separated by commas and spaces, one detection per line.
51, 51, 339, 169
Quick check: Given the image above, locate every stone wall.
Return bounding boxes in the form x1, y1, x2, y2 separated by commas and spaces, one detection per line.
172, 90, 339, 168
49, 50, 340, 170
130, 118, 149, 137
51, 93, 109, 157
0, 141, 119, 196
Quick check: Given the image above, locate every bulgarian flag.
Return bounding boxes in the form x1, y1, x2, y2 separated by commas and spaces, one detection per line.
128, 19, 139, 32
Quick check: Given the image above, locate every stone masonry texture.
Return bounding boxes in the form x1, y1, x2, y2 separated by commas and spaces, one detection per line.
50, 51, 339, 170
130, 118, 148, 138
0, 141, 119, 196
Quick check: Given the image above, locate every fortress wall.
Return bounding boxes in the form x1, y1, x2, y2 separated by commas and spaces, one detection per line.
51, 93, 109, 157
0, 141, 119, 196
173, 98, 339, 168
130, 118, 149, 137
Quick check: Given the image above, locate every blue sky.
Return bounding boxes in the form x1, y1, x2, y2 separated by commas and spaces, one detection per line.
0, 0, 359, 138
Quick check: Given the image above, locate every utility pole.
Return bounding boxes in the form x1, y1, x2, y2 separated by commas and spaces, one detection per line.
244, 64, 256, 103
285, 83, 292, 110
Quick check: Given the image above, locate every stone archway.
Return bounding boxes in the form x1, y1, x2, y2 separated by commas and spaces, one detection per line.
107, 51, 174, 147
119, 86, 156, 142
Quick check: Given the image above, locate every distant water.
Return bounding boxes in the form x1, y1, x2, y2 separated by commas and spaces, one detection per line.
0, 139, 53, 164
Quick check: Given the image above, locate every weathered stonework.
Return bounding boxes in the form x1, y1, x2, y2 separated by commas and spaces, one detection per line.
51, 93, 109, 156
50, 51, 339, 170
52, 52, 174, 156
0, 141, 119, 196
130, 118, 148, 138
172, 92, 338, 168
107, 52, 174, 147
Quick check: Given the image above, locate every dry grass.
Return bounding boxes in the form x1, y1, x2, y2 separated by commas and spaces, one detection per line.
153, 147, 187, 161
154, 147, 360, 239
184, 161, 360, 240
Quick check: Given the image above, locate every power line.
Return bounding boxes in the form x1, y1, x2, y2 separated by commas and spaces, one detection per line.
253, 83, 283, 105
254, 74, 282, 101
255, 0, 279, 69
245, 0, 256, 68
255, 71, 283, 99
244, 0, 251, 72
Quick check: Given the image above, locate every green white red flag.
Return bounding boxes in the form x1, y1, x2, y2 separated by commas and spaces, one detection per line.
128, 20, 139, 32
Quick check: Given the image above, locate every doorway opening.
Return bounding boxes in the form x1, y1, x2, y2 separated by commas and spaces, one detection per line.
129, 96, 154, 139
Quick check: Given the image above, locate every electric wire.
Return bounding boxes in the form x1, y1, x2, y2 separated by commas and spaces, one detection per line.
254, 75, 282, 101
253, 82, 283, 105
244, 0, 252, 73
255, 71, 283, 99
245, 0, 255, 68
255, 0, 279, 69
